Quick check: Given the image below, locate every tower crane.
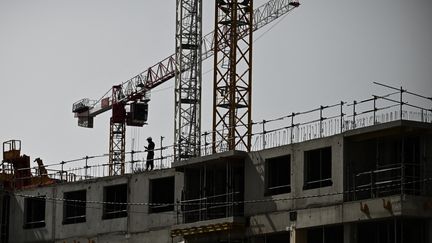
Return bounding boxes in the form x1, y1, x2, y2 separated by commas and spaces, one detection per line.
72, 0, 299, 175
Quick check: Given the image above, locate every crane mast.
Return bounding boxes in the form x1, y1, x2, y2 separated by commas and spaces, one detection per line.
175, 0, 203, 161
72, 0, 299, 175
213, 0, 253, 152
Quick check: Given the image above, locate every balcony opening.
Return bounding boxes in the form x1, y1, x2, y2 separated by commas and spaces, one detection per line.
23, 196, 46, 229
63, 190, 86, 224
181, 160, 244, 224
304, 147, 332, 190
344, 129, 428, 201
103, 184, 128, 219
149, 176, 174, 213
265, 155, 291, 196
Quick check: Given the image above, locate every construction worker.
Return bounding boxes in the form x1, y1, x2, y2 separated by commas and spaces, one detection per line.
145, 137, 155, 171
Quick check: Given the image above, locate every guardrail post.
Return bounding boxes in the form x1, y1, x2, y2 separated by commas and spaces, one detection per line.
400, 86, 404, 120
61, 161, 65, 181
130, 151, 135, 172
353, 100, 357, 129
290, 113, 295, 144
203, 132, 209, 156
373, 95, 377, 124
262, 120, 266, 149
319, 106, 324, 138
160, 136, 164, 168
85, 156, 89, 179
340, 101, 345, 133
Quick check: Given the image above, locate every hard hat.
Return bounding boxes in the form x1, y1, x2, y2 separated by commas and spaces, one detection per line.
147, 137, 152, 140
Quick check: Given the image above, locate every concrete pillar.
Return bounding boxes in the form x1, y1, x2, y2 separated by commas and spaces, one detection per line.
290, 226, 306, 243
343, 223, 357, 243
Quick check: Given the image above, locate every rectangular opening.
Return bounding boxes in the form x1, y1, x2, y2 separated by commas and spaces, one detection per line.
357, 218, 426, 243
63, 190, 86, 224
304, 147, 332, 190
345, 133, 425, 201
149, 177, 174, 213
23, 196, 46, 229
265, 155, 291, 196
306, 225, 343, 243
182, 161, 244, 223
103, 184, 127, 220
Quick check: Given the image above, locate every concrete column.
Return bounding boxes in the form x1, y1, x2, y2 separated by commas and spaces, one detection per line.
343, 223, 357, 243
290, 226, 306, 243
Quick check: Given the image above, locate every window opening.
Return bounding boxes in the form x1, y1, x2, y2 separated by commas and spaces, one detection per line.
23, 196, 46, 229
63, 190, 86, 224
304, 147, 332, 189
149, 177, 174, 213
103, 184, 127, 219
265, 155, 291, 196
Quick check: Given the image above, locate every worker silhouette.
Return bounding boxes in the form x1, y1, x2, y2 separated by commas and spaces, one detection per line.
145, 137, 155, 171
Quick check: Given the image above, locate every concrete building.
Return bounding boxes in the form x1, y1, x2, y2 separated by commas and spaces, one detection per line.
1, 119, 432, 243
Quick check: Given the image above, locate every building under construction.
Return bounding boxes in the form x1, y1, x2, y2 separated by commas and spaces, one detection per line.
1, 85, 432, 243
1, 0, 432, 243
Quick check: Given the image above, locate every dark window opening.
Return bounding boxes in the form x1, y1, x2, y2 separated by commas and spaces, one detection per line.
103, 184, 127, 219
23, 196, 46, 229
63, 190, 86, 224
307, 225, 343, 243
357, 218, 426, 243
265, 155, 291, 196
304, 147, 332, 190
149, 177, 174, 213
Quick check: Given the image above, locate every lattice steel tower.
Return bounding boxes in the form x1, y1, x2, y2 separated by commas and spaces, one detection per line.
213, 0, 253, 152
174, 0, 203, 161
109, 85, 126, 175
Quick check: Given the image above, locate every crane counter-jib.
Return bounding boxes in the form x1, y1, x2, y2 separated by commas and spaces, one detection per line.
72, 0, 299, 124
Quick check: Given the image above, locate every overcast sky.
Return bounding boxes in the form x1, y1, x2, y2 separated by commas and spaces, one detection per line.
0, 0, 431, 167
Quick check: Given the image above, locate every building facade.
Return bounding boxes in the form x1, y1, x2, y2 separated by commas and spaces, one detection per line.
1, 120, 432, 243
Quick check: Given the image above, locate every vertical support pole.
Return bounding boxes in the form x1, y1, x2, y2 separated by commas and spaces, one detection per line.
290, 113, 295, 144
61, 161, 65, 181
203, 132, 208, 156
130, 150, 135, 173
340, 101, 344, 133
85, 156, 89, 179
262, 120, 266, 149
319, 106, 323, 138
373, 95, 377, 124
353, 100, 357, 129
160, 136, 164, 168
400, 86, 404, 120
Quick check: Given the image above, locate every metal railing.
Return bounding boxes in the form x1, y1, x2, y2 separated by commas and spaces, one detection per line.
352, 163, 422, 200
1, 83, 431, 184
178, 191, 242, 224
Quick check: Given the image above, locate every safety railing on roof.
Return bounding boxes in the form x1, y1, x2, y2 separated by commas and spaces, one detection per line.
2, 83, 431, 184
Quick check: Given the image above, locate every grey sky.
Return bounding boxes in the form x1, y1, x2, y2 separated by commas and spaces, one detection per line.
1, 0, 431, 166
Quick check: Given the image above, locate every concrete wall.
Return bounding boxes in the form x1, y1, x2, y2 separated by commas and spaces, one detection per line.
244, 135, 344, 217
9, 185, 56, 243
9, 168, 181, 243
